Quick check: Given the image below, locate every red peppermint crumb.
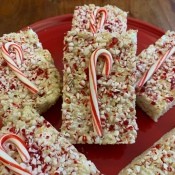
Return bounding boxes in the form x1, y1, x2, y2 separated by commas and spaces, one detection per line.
155, 144, 161, 149
1, 61, 7, 67
73, 63, 78, 70
21, 128, 26, 134
39, 155, 44, 162
157, 50, 162, 55
74, 159, 78, 164
104, 113, 109, 118
46, 123, 51, 128
127, 126, 133, 130
140, 87, 145, 93
130, 108, 134, 112
167, 166, 172, 172
31, 164, 36, 170
80, 90, 86, 96
37, 68, 44, 76
82, 136, 87, 143
29, 132, 34, 136
84, 68, 89, 81
151, 101, 156, 105
104, 26, 112, 32
42, 164, 48, 172
109, 125, 115, 131
31, 144, 38, 150
108, 37, 118, 48
160, 73, 166, 79
167, 154, 171, 157
54, 173, 59, 175
65, 98, 71, 104
123, 120, 129, 126
9, 127, 16, 133
82, 19, 87, 24
10, 84, 16, 90
166, 97, 174, 102
97, 75, 102, 80
107, 91, 113, 97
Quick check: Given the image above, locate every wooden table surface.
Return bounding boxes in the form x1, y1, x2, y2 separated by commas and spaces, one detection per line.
0, 0, 175, 36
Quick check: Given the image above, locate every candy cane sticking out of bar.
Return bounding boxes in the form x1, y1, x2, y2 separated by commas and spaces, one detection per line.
90, 7, 108, 33
1, 42, 39, 94
0, 133, 31, 175
89, 48, 113, 136
137, 47, 175, 89
0, 133, 30, 162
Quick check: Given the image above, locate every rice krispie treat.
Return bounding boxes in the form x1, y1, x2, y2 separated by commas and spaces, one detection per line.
0, 29, 61, 118
72, 4, 127, 34
61, 30, 138, 144
0, 106, 101, 175
136, 31, 175, 121
119, 128, 175, 174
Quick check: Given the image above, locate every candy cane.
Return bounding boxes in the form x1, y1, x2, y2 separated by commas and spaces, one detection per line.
89, 48, 113, 136
90, 7, 108, 33
90, 11, 97, 33
0, 133, 30, 162
0, 133, 31, 175
1, 42, 39, 94
137, 47, 175, 88
4, 42, 23, 66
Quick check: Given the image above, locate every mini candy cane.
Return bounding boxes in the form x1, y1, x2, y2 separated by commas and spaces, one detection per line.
89, 48, 113, 136
0, 133, 31, 175
90, 7, 108, 33
137, 47, 175, 88
1, 42, 39, 94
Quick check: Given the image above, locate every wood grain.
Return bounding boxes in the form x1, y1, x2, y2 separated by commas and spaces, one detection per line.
0, 0, 174, 36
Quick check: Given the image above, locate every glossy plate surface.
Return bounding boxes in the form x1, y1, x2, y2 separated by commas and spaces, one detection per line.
29, 15, 175, 175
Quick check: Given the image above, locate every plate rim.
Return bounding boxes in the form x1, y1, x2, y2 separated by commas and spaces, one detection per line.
28, 14, 165, 36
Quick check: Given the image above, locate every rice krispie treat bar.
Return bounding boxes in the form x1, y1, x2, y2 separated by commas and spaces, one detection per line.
0, 29, 61, 118
61, 30, 138, 144
119, 128, 175, 174
72, 4, 127, 34
136, 31, 175, 121
0, 106, 101, 175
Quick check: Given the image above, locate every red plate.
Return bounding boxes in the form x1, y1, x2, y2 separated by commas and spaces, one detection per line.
29, 15, 175, 175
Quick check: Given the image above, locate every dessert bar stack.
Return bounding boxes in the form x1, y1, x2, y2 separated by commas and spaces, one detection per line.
72, 4, 127, 33
62, 4, 138, 144
3, 3, 175, 174
0, 28, 101, 174
0, 107, 101, 174
119, 128, 175, 174
136, 31, 175, 121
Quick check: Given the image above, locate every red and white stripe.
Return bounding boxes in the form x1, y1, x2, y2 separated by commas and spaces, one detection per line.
1, 42, 39, 94
90, 7, 108, 33
137, 47, 175, 88
89, 48, 113, 136
0, 133, 31, 175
